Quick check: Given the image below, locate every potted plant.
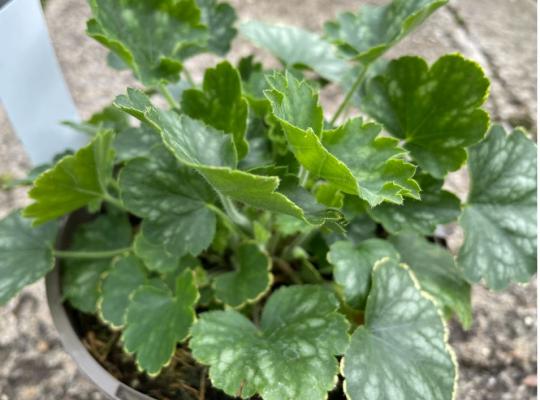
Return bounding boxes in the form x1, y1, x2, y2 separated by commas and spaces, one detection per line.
0, 0, 536, 399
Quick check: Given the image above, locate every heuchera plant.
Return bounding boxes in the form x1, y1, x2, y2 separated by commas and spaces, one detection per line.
0, 0, 537, 399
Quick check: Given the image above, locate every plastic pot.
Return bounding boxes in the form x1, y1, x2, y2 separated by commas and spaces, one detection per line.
45, 212, 156, 400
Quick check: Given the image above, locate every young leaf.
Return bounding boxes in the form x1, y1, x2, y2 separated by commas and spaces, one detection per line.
240, 21, 348, 82
363, 55, 490, 178
325, 0, 447, 64
62, 211, 132, 313
265, 72, 419, 206
342, 258, 457, 400
389, 232, 472, 329
133, 233, 184, 274
368, 173, 461, 235
115, 89, 337, 225
23, 131, 115, 225
327, 239, 399, 309
87, 0, 207, 85
214, 242, 272, 307
196, 0, 237, 55
0, 212, 58, 304
99, 254, 148, 328
458, 125, 537, 290
122, 270, 198, 375
181, 61, 249, 159
119, 146, 217, 257
114, 125, 162, 162
190, 286, 350, 400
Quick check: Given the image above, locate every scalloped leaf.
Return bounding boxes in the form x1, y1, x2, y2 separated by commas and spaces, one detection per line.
214, 242, 272, 307
240, 21, 348, 82
120, 145, 217, 257
0, 212, 59, 304
342, 258, 457, 400
327, 239, 399, 309
122, 270, 198, 375
87, 0, 208, 85
265, 72, 419, 206
363, 55, 490, 178
133, 233, 184, 274
115, 89, 338, 225
458, 125, 537, 290
62, 211, 132, 313
190, 286, 350, 400
196, 0, 237, 55
390, 232, 472, 329
23, 131, 115, 225
325, 0, 447, 64
368, 173, 461, 235
99, 254, 148, 328
182, 61, 249, 158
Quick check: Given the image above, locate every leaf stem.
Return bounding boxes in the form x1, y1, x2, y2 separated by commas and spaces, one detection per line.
206, 203, 247, 240
298, 166, 310, 187
272, 257, 302, 284
282, 229, 316, 260
159, 83, 179, 109
183, 69, 196, 87
102, 193, 128, 212
218, 194, 253, 235
330, 62, 372, 125
53, 247, 132, 259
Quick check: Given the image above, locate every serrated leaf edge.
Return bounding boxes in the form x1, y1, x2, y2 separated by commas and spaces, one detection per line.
340, 257, 458, 400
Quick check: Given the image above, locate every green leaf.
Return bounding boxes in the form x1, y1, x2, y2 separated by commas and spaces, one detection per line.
342, 258, 457, 400
23, 131, 115, 225
327, 239, 399, 309
62, 212, 132, 313
133, 233, 184, 274
368, 173, 461, 235
0, 212, 58, 304
98, 254, 148, 328
114, 125, 162, 162
122, 270, 198, 375
115, 89, 335, 225
190, 286, 350, 399
390, 232, 472, 328
363, 55, 490, 178
182, 61, 249, 159
120, 145, 217, 257
240, 21, 348, 82
65, 105, 130, 136
87, 0, 207, 85
458, 125, 537, 290
265, 72, 419, 206
214, 242, 272, 307
196, 0, 237, 55
325, 0, 447, 64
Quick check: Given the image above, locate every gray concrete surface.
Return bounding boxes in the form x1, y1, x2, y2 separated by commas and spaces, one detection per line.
0, 0, 536, 399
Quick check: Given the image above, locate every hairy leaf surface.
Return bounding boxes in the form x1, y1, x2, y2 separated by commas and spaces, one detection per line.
342, 258, 457, 400
123, 270, 198, 375
390, 232, 472, 328
363, 55, 490, 178
182, 61, 249, 158
327, 239, 398, 309
325, 0, 447, 63
266, 72, 419, 206
115, 89, 337, 225
368, 173, 461, 235
458, 125, 537, 290
190, 286, 350, 400
214, 242, 272, 307
23, 131, 115, 225
87, 0, 207, 85
0, 212, 58, 304
240, 21, 348, 82
120, 146, 217, 257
